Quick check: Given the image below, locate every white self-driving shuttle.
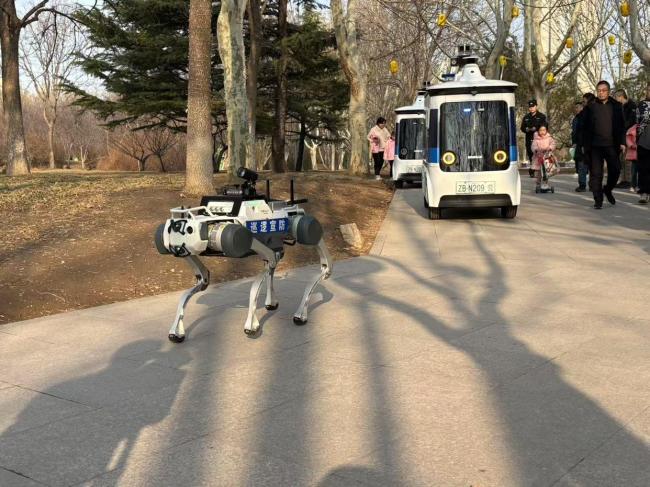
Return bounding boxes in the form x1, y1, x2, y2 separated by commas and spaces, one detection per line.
392, 94, 426, 187
421, 52, 521, 219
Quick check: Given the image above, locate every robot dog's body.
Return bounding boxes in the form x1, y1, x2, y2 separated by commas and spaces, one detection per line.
155, 167, 332, 341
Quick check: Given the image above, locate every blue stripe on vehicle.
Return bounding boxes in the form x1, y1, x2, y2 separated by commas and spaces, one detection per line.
428, 147, 439, 164
509, 145, 518, 163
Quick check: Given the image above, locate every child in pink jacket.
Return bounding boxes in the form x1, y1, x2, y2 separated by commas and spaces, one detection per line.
384, 135, 396, 177
531, 125, 557, 189
626, 124, 638, 192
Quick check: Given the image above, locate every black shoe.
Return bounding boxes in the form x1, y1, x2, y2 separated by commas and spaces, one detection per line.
604, 189, 616, 205
615, 181, 630, 189
593, 203, 603, 209
575, 186, 586, 192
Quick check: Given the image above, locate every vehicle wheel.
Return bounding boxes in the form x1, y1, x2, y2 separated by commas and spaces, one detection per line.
395, 180, 404, 189
551, 187, 555, 193
428, 207, 442, 220
535, 186, 541, 193
501, 205, 518, 219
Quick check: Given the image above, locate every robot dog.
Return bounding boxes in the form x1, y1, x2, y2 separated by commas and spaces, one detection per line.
155, 167, 333, 342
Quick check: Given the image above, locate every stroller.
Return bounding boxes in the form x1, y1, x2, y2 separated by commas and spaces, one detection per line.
535, 150, 559, 193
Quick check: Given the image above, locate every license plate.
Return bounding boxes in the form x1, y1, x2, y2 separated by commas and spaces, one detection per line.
455, 181, 496, 194
408, 165, 421, 173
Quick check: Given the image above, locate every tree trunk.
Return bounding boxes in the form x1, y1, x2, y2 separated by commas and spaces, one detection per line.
295, 120, 306, 172
184, 0, 215, 195
45, 116, 56, 169
1, 6, 30, 176
246, 0, 263, 169
157, 154, 167, 172
331, 0, 368, 176
271, 0, 288, 173
217, 0, 251, 178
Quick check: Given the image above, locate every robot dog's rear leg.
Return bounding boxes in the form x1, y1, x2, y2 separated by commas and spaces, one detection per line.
243, 239, 278, 338
293, 238, 333, 325
264, 265, 279, 311
168, 255, 210, 343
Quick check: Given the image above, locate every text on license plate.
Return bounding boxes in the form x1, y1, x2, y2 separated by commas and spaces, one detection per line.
455, 181, 496, 194
408, 165, 421, 173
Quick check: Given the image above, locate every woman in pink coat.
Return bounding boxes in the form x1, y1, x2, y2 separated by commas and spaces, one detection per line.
626, 124, 638, 192
530, 124, 557, 189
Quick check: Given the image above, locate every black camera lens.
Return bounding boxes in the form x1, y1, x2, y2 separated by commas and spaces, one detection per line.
236, 167, 258, 183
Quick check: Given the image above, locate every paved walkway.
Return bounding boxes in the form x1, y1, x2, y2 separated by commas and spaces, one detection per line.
1, 175, 649, 486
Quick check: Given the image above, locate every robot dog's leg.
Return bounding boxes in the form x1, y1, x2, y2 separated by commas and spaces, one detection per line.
264, 265, 279, 311
293, 238, 333, 325
243, 239, 278, 337
168, 255, 210, 343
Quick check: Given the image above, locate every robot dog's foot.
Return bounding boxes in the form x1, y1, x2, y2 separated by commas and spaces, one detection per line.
293, 315, 308, 326
265, 303, 279, 311
168, 333, 186, 343
244, 313, 263, 338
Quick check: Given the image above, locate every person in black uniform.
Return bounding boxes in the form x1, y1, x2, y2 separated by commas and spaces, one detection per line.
520, 100, 547, 177
581, 80, 626, 209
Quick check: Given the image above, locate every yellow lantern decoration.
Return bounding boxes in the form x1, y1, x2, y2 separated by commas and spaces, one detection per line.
511, 6, 520, 18
546, 72, 555, 84
498, 55, 507, 67
620, 1, 630, 17
565, 37, 574, 49
608, 35, 616, 46
623, 50, 633, 64
437, 13, 447, 27
389, 59, 399, 75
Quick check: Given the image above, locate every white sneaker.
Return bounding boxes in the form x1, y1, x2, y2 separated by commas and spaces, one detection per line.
629, 186, 637, 193
375, 175, 381, 180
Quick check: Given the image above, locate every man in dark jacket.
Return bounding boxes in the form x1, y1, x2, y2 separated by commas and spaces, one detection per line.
581, 80, 626, 209
520, 99, 547, 177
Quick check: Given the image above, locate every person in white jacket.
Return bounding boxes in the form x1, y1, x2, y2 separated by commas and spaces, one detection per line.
367, 117, 390, 180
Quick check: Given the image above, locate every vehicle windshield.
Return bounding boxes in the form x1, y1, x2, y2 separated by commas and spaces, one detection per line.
397, 117, 426, 160
439, 100, 510, 172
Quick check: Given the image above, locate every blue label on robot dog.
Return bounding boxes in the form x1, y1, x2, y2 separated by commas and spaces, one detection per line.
247, 218, 289, 234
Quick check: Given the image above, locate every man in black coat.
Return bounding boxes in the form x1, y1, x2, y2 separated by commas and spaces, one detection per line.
520, 99, 547, 177
581, 80, 626, 209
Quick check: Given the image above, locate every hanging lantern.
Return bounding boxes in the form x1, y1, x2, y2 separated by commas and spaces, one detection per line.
437, 13, 447, 27
620, 1, 630, 17
608, 35, 616, 46
623, 50, 633, 64
512, 6, 520, 18
389, 59, 399, 75
565, 37, 574, 49
546, 72, 555, 84
498, 55, 507, 67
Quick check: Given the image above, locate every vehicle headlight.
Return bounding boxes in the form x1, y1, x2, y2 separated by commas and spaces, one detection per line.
493, 150, 508, 165
441, 151, 456, 165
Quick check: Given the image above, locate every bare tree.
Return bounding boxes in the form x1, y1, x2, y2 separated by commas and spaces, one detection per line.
216, 0, 251, 176
245, 0, 265, 170
332, 0, 368, 176
185, 0, 215, 194
627, 0, 650, 67
108, 123, 177, 172
20, 7, 84, 169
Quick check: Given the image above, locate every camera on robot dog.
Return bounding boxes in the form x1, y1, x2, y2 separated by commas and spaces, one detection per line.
221, 166, 259, 197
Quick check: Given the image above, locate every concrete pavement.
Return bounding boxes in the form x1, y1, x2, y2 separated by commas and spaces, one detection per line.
1, 174, 649, 486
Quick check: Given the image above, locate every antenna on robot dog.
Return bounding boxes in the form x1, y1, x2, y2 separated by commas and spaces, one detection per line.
288, 178, 308, 205
266, 179, 271, 200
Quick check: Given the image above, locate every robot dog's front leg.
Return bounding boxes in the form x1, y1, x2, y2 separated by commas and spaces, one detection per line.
293, 238, 333, 325
168, 255, 210, 343
243, 239, 278, 337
